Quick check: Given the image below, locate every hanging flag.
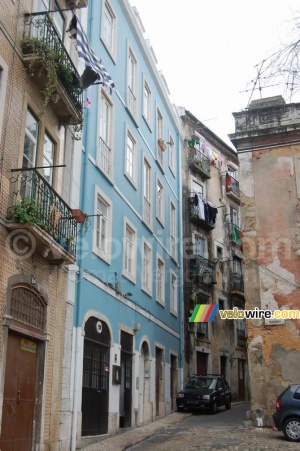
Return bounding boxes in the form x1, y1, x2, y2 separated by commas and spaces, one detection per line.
67, 15, 115, 92
225, 172, 233, 190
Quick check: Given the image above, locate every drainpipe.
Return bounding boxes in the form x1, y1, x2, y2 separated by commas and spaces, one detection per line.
177, 131, 184, 390
70, 7, 92, 448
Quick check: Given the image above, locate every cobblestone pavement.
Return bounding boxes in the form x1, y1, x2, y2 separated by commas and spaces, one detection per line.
79, 404, 299, 451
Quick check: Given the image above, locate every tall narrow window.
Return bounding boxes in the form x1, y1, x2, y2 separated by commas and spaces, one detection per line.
156, 180, 164, 224
126, 131, 136, 184
42, 132, 54, 185
170, 202, 176, 259
169, 135, 175, 174
194, 235, 205, 257
96, 197, 108, 253
123, 221, 136, 282
157, 108, 164, 166
94, 189, 112, 264
143, 80, 151, 125
143, 159, 151, 226
53, 2, 65, 41
102, 1, 116, 56
170, 272, 178, 315
98, 90, 112, 176
157, 257, 165, 305
127, 48, 137, 117
142, 240, 152, 294
230, 206, 239, 225
22, 110, 39, 197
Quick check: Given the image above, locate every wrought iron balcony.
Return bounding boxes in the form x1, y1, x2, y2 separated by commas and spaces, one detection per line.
6, 168, 77, 264
188, 151, 211, 178
226, 175, 240, 200
21, 13, 83, 125
236, 327, 247, 346
189, 195, 216, 230
190, 255, 216, 284
228, 223, 243, 246
230, 272, 244, 293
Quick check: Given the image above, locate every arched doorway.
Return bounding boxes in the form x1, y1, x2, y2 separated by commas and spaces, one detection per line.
0, 284, 46, 451
81, 317, 111, 436
138, 341, 151, 424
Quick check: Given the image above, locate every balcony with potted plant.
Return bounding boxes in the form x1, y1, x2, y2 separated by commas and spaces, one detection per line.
21, 13, 83, 124
5, 168, 78, 264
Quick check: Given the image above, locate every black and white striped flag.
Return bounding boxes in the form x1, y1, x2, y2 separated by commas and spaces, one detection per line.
67, 15, 115, 92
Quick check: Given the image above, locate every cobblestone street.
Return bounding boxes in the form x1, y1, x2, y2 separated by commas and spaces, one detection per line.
80, 403, 300, 451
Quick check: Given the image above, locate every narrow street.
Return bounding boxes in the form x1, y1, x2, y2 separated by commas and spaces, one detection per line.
126, 403, 298, 451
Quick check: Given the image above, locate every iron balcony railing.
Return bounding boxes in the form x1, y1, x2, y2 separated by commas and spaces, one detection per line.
188, 152, 211, 177
228, 222, 243, 245
8, 168, 77, 257
231, 272, 244, 293
22, 13, 83, 116
226, 175, 240, 198
190, 254, 216, 283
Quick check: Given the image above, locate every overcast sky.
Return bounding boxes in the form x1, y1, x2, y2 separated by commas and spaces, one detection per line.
129, 0, 300, 146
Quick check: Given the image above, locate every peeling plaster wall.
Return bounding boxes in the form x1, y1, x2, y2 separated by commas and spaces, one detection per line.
230, 97, 300, 427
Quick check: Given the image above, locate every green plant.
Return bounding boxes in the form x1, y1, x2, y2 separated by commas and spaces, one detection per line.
78, 215, 91, 236
9, 197, 44, 226
21, 37, 77, 117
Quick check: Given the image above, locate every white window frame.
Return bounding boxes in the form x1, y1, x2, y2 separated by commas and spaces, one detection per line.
230, 205, 239, 225
170, 201, 177, 260
143, 77, 152, 128
97, 88, 114, 180
168, 133, 175, 175
143, 156, 152, 228
170, 270, 178, 316
42, 131, 55, 185
0, 58, 8, 147
93, 187, 112, 264
156, 254, 165, 306
127, 46, 138, 119
156, 107, 164, 167
193, 232, 206, 257
156, 178, 164, 226
123, 218, 137, 283
101, 0, 117, 60
142, 237, 152, 296
125, 126, 138, 188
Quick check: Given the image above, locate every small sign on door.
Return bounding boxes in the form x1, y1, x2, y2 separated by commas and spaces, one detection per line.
21, 339, 37, 353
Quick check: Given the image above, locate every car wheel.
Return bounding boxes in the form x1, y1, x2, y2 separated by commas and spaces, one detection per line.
225, 399, 231, 410
210, 400, 218, 414
177, 407, 184, 412
283, 417, 300, 442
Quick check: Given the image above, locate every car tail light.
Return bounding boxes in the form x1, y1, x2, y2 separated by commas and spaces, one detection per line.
276, 399, 281, 411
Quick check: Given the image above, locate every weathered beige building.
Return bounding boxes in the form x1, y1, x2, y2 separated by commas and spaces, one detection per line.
230, 96, 300, 426
0, 1, 86, 449
177, 107, 249, 402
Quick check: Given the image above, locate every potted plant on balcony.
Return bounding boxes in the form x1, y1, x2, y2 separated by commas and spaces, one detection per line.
7, 197, 45, 227
71, 209, 91, 236
158, 139, 166, 152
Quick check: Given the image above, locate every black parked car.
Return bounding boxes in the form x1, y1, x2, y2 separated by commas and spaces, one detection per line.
273, 384, 300, 442
176, 374, 232, 414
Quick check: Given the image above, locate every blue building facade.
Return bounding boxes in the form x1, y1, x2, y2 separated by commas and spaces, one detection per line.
72, 0, 183, 445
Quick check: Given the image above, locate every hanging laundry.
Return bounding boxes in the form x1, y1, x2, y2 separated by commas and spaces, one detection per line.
198, 198, 205, 220
226, 172, 233, 190
193, 193, 199, 206
233, 225, 242, 244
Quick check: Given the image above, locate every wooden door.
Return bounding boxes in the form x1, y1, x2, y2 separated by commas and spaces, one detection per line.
238, 359, 246, 401
0, 333, 38, 451
196, 351, 208, 376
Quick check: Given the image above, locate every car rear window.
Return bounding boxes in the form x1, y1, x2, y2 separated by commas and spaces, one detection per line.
293, 387, 300, 400
185, 377, 216, 389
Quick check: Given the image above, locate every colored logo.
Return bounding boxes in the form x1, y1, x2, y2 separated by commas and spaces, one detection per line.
189, 304, 219, 323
